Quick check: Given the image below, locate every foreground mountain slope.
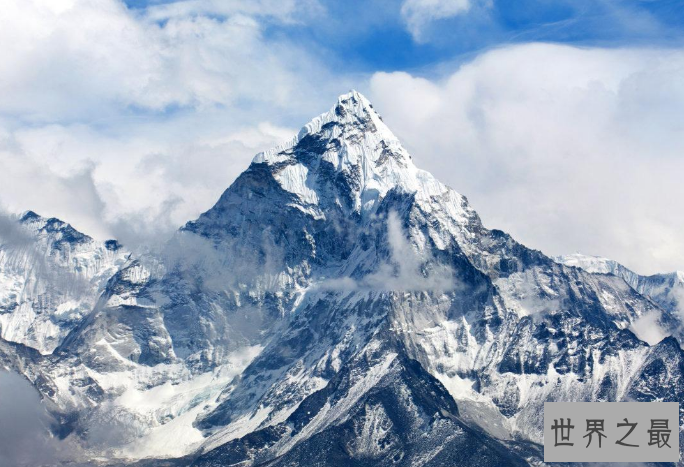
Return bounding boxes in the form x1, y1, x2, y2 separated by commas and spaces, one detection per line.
194, 339, 531, 467
0, 91, 682, 465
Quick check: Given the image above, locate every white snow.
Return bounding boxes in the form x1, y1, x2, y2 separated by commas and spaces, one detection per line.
0, 216, 128, 354
273, 163, 319, 205
86, 345, 263, 459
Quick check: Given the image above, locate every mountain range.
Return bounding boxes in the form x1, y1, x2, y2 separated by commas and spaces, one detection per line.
0, 91, 682, 466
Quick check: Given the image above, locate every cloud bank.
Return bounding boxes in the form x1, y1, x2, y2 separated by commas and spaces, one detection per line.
0, 2, 682, 277
0, 0, 343, 247
369, 43, 684, 274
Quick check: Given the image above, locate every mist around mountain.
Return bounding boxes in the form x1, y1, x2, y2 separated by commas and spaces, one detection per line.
0, 92, 682, 466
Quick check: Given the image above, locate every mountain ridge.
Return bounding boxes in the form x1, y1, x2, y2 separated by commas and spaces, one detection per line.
0, 91, 682, 466
556, 253, 683, 345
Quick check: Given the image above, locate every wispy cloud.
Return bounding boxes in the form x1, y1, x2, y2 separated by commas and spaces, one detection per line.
0, 209, 32, 248
399, 0, 684, 46
143, 0, 324, 23
400, 0, 489, 41
630, 311, 669, 345
319, 211, 456, 293
673, 285, 684, 327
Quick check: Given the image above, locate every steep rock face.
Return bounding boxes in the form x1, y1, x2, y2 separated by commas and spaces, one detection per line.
627, 336, 684, 404
0, 211, 127, 354
1, 91, 682, 465
556, 253, 684, 317
189, 92, 678, 455
556, 253, 683, 344
194, 339, 531, 467
626, 336, 684, 453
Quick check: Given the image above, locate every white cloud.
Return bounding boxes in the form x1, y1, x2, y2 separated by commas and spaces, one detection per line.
0, 118, 298, 246
0, 1, 682, 279
369, 43, 684, 274
400, 0, 489, 41
629, 311, 668, 346
0, 0, 344, 246
0, 0, 329, 121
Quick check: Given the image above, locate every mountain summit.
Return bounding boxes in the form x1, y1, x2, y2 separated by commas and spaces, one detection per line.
0, 92, 682, 466
254, 91, 411, 167
189, 90, 469, 233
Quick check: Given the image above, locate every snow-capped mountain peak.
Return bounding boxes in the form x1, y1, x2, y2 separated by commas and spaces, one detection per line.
0, 211, 127, 354
250, 90, 447, 215
2, 93, 683, 466
253, 90, 404, 164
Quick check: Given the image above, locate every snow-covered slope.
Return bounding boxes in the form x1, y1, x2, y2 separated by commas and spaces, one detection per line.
1, 91, 682, 466
556, 253, 684, 344
556, 253, 684, 313
0, 211, 127, 354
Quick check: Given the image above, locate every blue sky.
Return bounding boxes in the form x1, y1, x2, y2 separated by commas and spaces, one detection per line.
128, 0, 684, 73
1, 0, 684, 274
